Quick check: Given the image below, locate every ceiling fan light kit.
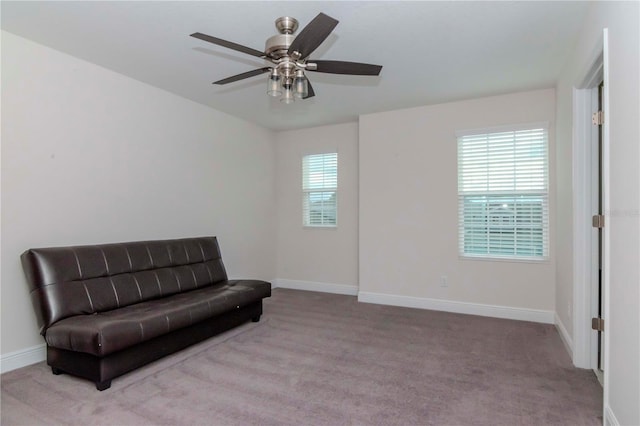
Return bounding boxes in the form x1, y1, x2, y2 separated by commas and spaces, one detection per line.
267, 68, 282, 97
190, 13, 382, 104
293, 69, 309, 99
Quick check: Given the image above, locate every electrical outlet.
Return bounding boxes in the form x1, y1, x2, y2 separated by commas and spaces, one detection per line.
440, 275, 448, 287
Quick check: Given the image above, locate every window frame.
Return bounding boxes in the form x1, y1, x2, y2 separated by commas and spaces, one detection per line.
302, 152, 338, 228
456, 123, 550, 262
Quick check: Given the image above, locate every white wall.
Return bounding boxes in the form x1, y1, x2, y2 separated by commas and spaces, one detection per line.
1, 32, 276, 357
275, 122, 358, 292
359, 89, 557, 316
555, 2, 639, 424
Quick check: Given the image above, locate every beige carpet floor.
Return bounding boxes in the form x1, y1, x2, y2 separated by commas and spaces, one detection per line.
1, 288, 602, 425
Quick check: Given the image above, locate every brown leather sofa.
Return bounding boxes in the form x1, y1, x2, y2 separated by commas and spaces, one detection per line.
21, 236, 271, 390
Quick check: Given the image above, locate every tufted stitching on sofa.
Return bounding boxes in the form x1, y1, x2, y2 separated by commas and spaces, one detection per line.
123, 245, 133, 271
72, 249, 83, 279
173, 269, 182, 291
99, 248, 110, 275
189, 266, 198, 289
81, 281, 95, 311
183, 243, 190, 263
145, 245, 154, 268
108, 277, 120, 308
151, 271, 162, 296
132, 274, 143, 301
204, 263, 213, 282
197, 241, 206, 263
166, 245, 172, 263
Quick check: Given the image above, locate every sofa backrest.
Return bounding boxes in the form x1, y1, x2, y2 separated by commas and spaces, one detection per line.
21, 236, 228, 334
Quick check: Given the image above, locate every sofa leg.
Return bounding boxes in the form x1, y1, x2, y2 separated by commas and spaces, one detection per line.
96, 380, 112, 391
51, 367, 63, 375
251, 315, 261, 323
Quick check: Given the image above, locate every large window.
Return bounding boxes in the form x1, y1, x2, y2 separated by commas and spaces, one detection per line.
303, 152, 337, 227
457, 125, 549, 260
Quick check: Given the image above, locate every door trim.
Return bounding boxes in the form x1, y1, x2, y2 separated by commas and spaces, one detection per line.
571, 26, 610, 417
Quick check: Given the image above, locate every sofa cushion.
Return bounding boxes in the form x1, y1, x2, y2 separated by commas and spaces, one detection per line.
21, 237, 228, 333
44, 279, 270, 357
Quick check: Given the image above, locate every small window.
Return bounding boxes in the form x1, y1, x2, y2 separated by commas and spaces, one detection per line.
303, 153, 337, 227
457, 125, 549, 260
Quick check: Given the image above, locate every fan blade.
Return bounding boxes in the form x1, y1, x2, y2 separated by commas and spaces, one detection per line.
191, 32, 265, 58
303, 79, 315, 99
309, 60, 382, 76
213, 67, 271, 85
287, 13, 339, 59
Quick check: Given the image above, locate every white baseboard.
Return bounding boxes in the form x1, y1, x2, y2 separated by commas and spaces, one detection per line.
273, 279, 358, 296
0, 344, 46, 374
554, 313, 574, 358
604, 405, 620, 426
357, 291, 555, 324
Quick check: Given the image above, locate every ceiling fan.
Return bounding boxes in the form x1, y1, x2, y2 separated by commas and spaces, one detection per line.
190, 13, 383, 103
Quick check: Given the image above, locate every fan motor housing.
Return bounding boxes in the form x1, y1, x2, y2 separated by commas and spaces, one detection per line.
265, 34, 295, 58
266, 16, 299, 59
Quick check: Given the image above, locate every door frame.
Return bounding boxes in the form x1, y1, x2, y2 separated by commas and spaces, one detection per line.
572, 26, 610, 393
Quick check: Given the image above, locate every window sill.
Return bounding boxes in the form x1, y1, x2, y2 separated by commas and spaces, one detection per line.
303, 225, 338, 230
459, 255, 549, 264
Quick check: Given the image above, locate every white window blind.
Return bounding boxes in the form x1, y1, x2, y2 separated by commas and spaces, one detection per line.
303, 153, 337, 227
457, 126, 549, 260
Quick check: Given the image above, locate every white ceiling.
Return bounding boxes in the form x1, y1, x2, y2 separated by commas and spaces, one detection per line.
2, 1, 589, 131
